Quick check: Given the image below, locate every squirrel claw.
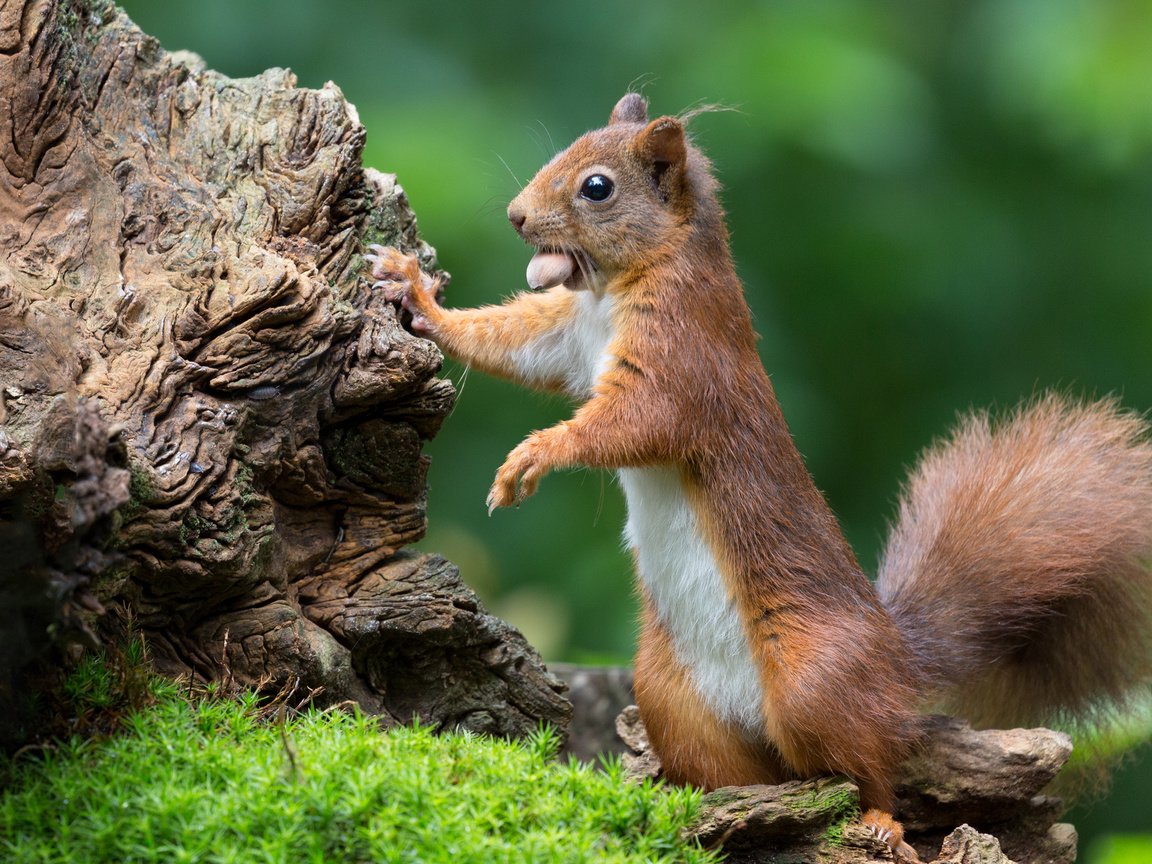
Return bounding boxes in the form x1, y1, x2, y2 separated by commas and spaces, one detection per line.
364, 245, 419, 284
861, 810, 919, 863
485, 485, 515, 515
364, 245, 392, 271
488, 439, 548, 514
371, 278, 406, 303
363, 246, 441, 336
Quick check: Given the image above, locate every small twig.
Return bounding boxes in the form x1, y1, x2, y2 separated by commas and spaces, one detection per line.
703, 818, 749, 852
10, 742, 56, 762
323, 525, 345, 565
294, 685, 325, 712
278, 701, 300, 783
319, 699, 360, 715
259, 675, 301, 720
217, 629, 236, 694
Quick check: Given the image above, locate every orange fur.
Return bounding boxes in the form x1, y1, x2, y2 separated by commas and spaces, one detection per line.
373, 253, 582, 392
367, 95, 1152, 861
634, 590, 788, 789
879, 394, 1152, 733
433, 292, 579, 387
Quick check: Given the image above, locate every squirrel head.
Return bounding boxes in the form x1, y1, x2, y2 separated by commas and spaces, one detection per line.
509, 94, 717, 294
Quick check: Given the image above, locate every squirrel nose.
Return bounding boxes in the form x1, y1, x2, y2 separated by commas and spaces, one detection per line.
508, 205, 527, 235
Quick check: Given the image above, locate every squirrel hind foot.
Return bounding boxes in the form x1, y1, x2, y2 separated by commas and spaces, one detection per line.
861, 809, 920, 863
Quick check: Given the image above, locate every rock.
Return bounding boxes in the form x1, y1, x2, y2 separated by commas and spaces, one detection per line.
550, 663, 634, 761
616, 703, 663, 781
936, 826, 1017, 864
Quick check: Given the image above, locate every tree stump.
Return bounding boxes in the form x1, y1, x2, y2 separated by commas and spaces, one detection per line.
0, 0, 569, 745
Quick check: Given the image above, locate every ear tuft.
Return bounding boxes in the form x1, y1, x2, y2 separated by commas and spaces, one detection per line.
610, 93, 649, 125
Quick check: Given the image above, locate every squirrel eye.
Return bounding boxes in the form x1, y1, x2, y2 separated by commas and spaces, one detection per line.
579, 174, 615, 202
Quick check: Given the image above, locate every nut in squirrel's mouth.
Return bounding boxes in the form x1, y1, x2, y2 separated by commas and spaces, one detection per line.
525, 246, 597, 292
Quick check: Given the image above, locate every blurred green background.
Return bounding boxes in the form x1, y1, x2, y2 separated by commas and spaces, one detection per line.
119, 0, 1152, 857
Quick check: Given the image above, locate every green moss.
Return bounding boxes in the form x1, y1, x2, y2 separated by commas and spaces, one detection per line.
362, 183, 405, 252
83, 0, 115, 43
177, 510, 207, 546
699, 787, 746, 808
117, 463, 154, 522
233, 462, 256, 502
783, 780, 857, 816
781, 779, 860, 848
52, 2, 83, 97
60, 634, 158, 718
1, 678, 719, 864
178, 463, 263, 544
91, 563, 131, 602
823, 813, 854, 847
57, 2, 79, 34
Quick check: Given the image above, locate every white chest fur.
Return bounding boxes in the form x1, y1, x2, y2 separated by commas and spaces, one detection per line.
509, 290, 615, 397
618, 466, 766, 733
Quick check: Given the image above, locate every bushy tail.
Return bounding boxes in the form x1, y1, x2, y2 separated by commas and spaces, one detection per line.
878, 394, 1152, 733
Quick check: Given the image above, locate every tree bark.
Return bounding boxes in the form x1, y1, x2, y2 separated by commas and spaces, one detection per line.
0, 0, 569, 745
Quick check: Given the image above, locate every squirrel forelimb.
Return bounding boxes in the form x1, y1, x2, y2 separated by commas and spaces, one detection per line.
487, 430, 556, 513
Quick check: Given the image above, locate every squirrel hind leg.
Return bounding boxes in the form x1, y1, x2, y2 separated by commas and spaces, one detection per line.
861, 809, 920, 863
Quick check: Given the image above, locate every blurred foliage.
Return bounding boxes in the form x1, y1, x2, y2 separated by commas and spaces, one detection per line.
1090, 835, 1152, 864
117, 0, 1152, 850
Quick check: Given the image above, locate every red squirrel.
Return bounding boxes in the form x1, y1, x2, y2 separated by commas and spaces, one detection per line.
367, 93, 1152, 860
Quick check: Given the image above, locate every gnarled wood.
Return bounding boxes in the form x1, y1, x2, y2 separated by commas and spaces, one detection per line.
619, 706, 1076, 864
0, 0, 568, 745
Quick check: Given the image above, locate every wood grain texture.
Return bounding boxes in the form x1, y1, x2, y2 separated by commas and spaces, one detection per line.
0, 0, 568, 743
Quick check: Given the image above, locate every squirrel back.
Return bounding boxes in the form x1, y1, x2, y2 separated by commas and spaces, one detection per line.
879, 394, 1152, 733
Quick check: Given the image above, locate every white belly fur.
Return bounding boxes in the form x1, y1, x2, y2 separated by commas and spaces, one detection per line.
619, 466, 766, 733
508, 290, 614, 397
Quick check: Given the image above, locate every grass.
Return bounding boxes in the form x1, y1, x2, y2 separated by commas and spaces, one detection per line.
0, 660, 718, 864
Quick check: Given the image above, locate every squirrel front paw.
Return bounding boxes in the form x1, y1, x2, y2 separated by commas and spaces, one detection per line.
487, 434, 553, 514
364, 245, 440, 335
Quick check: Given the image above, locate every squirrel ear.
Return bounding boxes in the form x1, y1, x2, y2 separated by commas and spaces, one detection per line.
633, 117, 687, 202
610, 93, 648, 125
636, 115, 686, 167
